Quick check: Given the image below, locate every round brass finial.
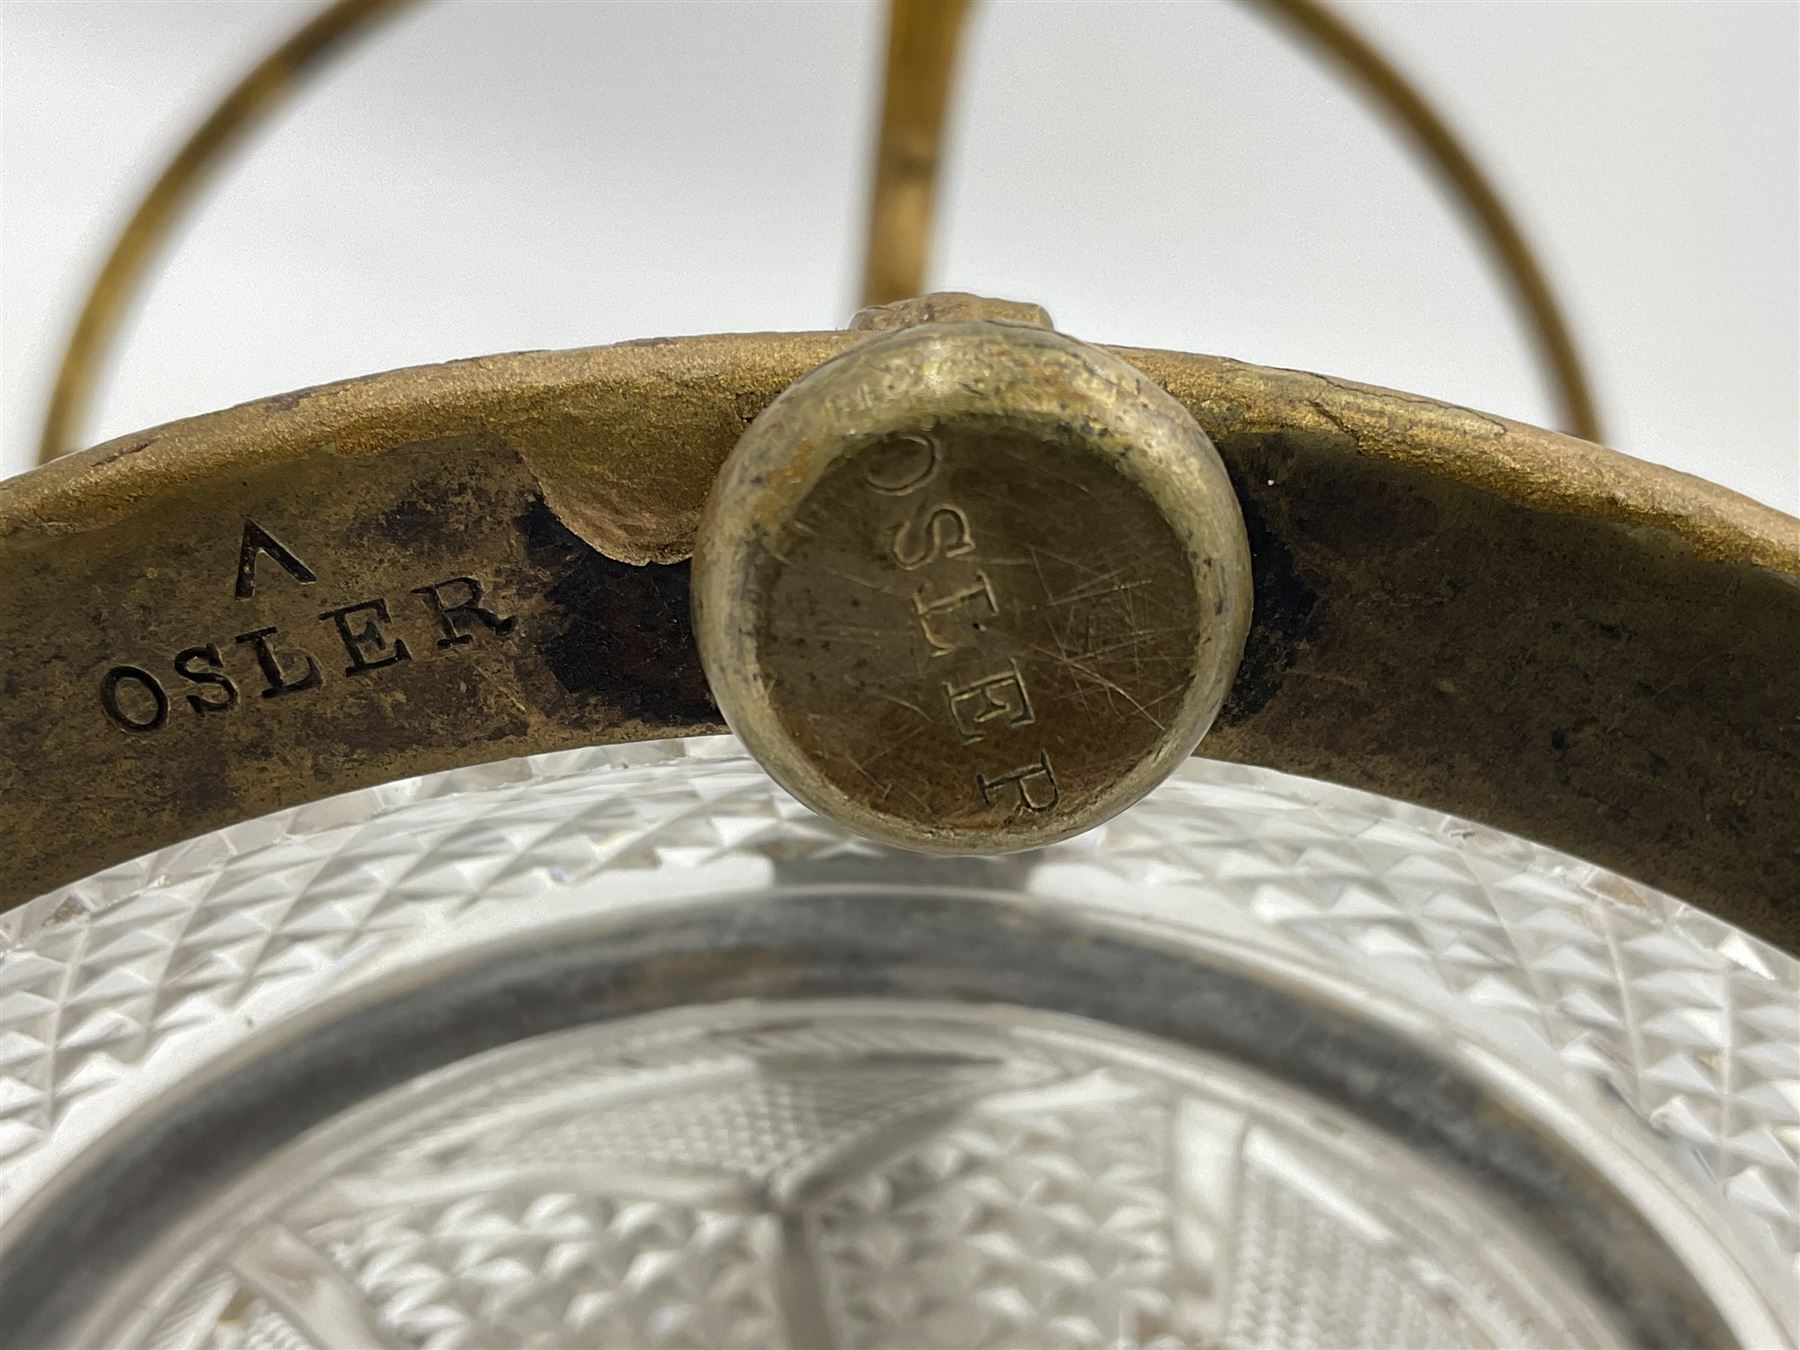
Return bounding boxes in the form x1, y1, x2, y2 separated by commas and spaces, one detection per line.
692, 320, 1252, 853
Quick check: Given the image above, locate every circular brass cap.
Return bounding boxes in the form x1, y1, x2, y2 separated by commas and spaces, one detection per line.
693, 321, 1252, 853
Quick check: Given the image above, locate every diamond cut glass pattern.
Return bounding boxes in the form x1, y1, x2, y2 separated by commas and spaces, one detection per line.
0, 738, 1794, 1348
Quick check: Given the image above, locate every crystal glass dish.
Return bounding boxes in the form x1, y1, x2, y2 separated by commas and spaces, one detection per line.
1, 738, 1793, 1347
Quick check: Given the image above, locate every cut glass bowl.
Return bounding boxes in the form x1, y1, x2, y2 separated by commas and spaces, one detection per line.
0, 738, 1793, 1347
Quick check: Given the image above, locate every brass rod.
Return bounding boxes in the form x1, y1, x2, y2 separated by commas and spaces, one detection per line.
854, 0, 1603, 442
3, 337, 1792, 942
34, 0, 415, 466
1254, 0, 1602, 442
858, 0, 976, 309
38, 0, 1602, 461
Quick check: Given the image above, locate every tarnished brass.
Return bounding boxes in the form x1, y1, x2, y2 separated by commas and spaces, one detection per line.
2, 334, 1795, 950
692, 319, 1252, 852
860, 0, 975, 312
851, 292, 1053, 332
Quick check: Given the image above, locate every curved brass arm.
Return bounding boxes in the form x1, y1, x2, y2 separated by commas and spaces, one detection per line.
857, 0, 1603, 439
1253, 0, 1602, 441
3, 336, 1794, 947
35, 0, 416, 466
39, 0, 1601, 462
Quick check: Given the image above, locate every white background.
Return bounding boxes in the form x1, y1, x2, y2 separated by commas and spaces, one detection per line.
2, 0, 1796, 510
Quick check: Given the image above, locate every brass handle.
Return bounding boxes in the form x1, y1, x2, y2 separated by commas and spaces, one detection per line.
37, 0, 1604, 466
3, 333, 1794, 948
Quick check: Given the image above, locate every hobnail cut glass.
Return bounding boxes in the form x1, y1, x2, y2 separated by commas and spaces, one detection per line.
0, 737, 1794, 1348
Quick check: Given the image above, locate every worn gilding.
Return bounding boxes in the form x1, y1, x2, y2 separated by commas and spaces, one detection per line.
1, 333, 1795, 949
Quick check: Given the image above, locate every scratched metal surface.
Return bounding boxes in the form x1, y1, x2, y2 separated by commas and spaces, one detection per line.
693, 321, 1252, 853
1, 338, 1795, 946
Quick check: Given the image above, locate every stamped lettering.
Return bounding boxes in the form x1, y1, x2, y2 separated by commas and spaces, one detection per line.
235, 519, 318, 599
892, 503, 975, 570
913, 573, 998, 655
718, 325, 1224, 852
977, 752, 1061, 817
102, 546, 518, 733
862, 432, 940, 495
234, 626, 323, 699
99, 665, 169, 733
320, 598, 411, 676
413, 576, 518, 647
853, 434, 1062, 819
945, 663, 1035, 742
174, 644, 238, 715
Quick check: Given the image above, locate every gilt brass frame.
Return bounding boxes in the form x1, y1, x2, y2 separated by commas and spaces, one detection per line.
5, 2, 1794, 950
3, 339, 1795, 951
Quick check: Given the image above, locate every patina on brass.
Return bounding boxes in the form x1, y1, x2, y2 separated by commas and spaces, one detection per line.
860, 0, 975, 313
2, 334, 1796, 952
692, 318, 1252, 852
